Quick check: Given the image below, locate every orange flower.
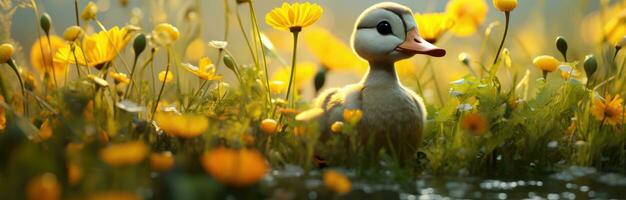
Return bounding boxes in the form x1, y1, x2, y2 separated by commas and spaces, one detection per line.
150, 151, 175, 172
343, 109, 363, 125
27, 173, 61, 200
591, 94, 625, 126
38, 119, 53, 141
99, 142, 149, 166
461, 113, 488, 135
323, 170, 351, 195
201, 148, 269, 187
0, 96, 6, 131
67, 162, 82, 185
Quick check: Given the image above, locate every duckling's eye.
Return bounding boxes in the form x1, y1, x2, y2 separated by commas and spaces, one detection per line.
376, 21, 393, 35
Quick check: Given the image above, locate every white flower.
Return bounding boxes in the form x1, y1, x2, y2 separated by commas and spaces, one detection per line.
208, 40, 228, 49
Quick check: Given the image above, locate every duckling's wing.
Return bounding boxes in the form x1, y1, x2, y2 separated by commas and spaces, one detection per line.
314, 84, 364, 134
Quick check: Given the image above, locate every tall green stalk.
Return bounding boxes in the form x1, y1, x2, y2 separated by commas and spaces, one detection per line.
492, 12, 510, 66
285, 30, 300, 107
247, 2, 272, 106
151, 49, 171, 121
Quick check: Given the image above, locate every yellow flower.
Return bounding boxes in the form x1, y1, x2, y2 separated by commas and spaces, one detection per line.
201, 148, 269, 187
27, 173, 61, 200
31, 36, 68, 79
265, 2, 323, 32
0, 43, 14, 63
271, 62, 316, 89
154, 112, 208, 138
323, 170, 351, 195
446, 0, 488, 37
182, 57, 222, 80
63, 26, 83, 41
269, 80, 287, 94
99, 142, 149, 166
81, 1, 98, 20
109, 72, 130, 84
260, 119, 278, 134
158, 70, 174, 83
331, 121, 344, 134
591, 94, 625, 126
343, 109, 363, 125
461, 112, 488, 136
533, 55, 560, 73
493, 0, 518, 12
55, 26, 133, 69
150, 151, 175, 172
185, 38, 206, 61
303, 27, 367, 73
414, 12, 454, 43
152, 23, 180, 45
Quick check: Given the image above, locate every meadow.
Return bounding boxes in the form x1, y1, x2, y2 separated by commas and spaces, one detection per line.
0, 0, 626, 199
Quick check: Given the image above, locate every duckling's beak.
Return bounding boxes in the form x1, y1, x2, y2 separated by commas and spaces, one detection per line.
395, 28, 446, 57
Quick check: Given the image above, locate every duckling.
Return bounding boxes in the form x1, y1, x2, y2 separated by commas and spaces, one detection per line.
315, 2, 445, 161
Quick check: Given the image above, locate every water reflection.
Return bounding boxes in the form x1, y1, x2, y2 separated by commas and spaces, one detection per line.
264, 165, 626, 199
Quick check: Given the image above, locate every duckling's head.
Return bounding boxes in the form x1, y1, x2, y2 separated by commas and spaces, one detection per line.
351, 2, 446, 64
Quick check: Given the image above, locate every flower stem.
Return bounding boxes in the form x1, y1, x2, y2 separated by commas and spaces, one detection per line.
235, 6, 259, 68
71, 44, 82, 78
151, 49, 170, 121
427, 59, 444, 107
45, 33, 58, 87
124, 55, 139, 99
492, 12, 510, 66
7, 59, 28, 115
74, 0, 80, 26
285, 31, 300, 108
247, 2, 272, 107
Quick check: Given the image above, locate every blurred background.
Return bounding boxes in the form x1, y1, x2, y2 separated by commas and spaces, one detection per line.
6, 0, 608, 103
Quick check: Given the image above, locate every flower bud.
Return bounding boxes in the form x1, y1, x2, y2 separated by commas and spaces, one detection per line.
223, 54, 237, 74
314, 67, 327, 93
0, 43, 14, 63
458, 52, 470, 66
331, 121, 344, 134
133, 33, 147, 57
493, 0, 517, 12
40, 13, 52, 35
583, 54, 597, 78
81, 2, 98, 21
63, 26, 83, 41
260, 119, 278, 134
556, 36, 568, 60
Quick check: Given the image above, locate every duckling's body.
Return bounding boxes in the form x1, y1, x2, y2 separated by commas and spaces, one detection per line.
314, 2, 444, 161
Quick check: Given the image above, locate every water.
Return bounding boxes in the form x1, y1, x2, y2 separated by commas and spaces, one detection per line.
264, 166, 626, 199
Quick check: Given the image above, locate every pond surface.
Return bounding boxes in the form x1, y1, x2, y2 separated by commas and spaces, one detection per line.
264, 166, 626, 199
